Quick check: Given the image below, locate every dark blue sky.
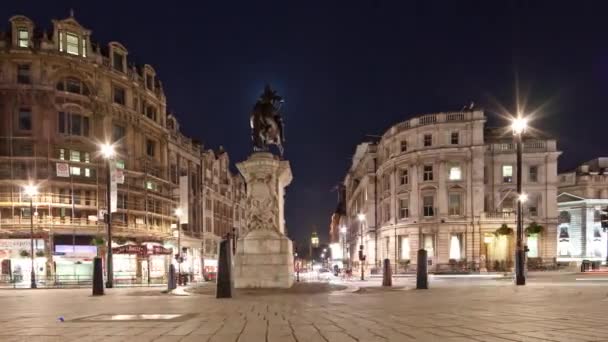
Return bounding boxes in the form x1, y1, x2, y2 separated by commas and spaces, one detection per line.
4, 1, 608, 246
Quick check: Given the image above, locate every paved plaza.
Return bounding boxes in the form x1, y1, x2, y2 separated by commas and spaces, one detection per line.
1, 275, 608, 341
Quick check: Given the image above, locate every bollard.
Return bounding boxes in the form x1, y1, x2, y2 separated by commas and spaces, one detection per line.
382, 258, 392, 287
216, 239, 232, 298
92, 257, 104, 296
416, 249, 428, 289
168, 264, 176, 291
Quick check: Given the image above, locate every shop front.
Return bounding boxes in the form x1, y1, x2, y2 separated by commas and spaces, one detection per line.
52, 245, 97, 284
0, 239, 46, 286
112, 243, 172, 284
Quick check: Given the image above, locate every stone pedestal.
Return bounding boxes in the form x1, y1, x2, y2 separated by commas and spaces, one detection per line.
234, 152, 294, 288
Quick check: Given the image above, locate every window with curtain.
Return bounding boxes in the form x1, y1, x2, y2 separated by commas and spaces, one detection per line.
423, 234, 434, 256
449, 234, 462, 260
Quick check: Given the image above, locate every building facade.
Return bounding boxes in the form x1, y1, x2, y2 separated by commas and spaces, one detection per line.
343, 110, 560, 273
0, 14, 245, 285
557, 158, 608, 264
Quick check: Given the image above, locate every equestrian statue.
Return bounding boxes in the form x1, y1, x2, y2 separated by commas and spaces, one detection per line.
250, 85, 285, 156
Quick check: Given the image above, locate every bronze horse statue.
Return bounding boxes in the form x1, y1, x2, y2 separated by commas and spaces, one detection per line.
250, 85, 285, 156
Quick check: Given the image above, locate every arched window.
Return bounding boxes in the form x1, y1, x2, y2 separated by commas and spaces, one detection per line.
56, 77, 90, 96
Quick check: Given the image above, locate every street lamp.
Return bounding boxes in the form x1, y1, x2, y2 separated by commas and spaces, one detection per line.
358, 213, 366, 280
511, 115, 528, 286
100, 142, 116, 288
174, 207, 183, 283
23, 184, 38, 289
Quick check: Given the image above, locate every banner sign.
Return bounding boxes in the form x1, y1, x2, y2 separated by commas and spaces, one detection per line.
0, 239, 44, 250
152, 246, 173, 255
112, 245, 173, 256
112, 245, 146, 255
109, 162, 118, 213
56, 163, 70, 177
179, 175, 189, 224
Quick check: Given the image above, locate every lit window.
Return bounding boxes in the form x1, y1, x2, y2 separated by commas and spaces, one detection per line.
451, 132, 459, 145
82, 38, 87, 57
502, 165, 513, 183
59, 149, 66, 160
423, 134, 432, 147
146, 181, 157, 191
58, 31, 64, 51
449, 165, 462, 181
423, 195, 434, 217
66, 33, 79, 55
70, 150, 80, 162
70, 166, 81, 176
449, 193, 461, 216
527, 234, 539, 258
116, 160, 125, 169
84, 152, 90, 163
423, 234, 434, 255
399, 236, 410, 260
529, 166, 538, 183
423, 165, 433, 181
18, 28, 29, 48
18, 108, 32, 131
84, 168, 91, 177
449, 234, 462, 260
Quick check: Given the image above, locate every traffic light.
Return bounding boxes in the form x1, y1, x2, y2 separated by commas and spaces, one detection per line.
601, 207, 608, 230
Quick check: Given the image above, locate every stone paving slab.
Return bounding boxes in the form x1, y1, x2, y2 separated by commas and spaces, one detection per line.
1, 283, 608, 341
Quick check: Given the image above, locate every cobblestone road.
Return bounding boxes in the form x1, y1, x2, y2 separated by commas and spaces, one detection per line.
1, 279, 608, 341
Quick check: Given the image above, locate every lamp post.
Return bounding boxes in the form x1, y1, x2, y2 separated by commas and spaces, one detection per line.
23, 184, 38, 289
512, 116, 527, 286
175, 208, 183, 284
294, 252, 299, 282
358, 213, 366, 280
100, 143, 116, 288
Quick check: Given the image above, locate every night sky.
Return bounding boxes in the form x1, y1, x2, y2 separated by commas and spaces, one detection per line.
4, 1, 608, 247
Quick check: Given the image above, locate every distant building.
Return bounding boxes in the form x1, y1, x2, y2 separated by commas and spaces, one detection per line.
343, 109, 561, 273
557, 158, 608, 264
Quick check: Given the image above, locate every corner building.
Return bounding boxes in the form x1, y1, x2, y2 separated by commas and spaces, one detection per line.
0, 14, 245, 285
344, 110, 560, 273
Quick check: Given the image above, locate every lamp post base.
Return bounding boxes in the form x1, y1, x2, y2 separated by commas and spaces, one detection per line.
515, 249, 526, 286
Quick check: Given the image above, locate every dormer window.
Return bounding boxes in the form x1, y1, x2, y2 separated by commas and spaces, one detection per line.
113, 52, 125, 72
18, 28, 29, 47
66, 33, 79, 55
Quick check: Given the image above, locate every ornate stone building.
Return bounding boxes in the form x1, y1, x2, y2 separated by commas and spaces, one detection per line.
557, 158, 608, 264
343, 110, 560, 273
0, 13, 245, 285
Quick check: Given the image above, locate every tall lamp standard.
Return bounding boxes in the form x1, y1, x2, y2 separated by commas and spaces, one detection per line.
357, 213, 366, 280
174, 208, 183, 283
23, 184, 38, 289
100, 143, 116, 288
512, 116, 528, 286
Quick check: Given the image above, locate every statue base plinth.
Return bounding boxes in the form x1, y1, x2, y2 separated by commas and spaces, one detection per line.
234, 229, 294, 288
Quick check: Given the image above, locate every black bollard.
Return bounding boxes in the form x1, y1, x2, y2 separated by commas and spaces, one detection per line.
416, 249, 428, 289
382, 258, 392, 287
216, 239, 232, 298
92, 257, 104, 296
168, 264, 176, 291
